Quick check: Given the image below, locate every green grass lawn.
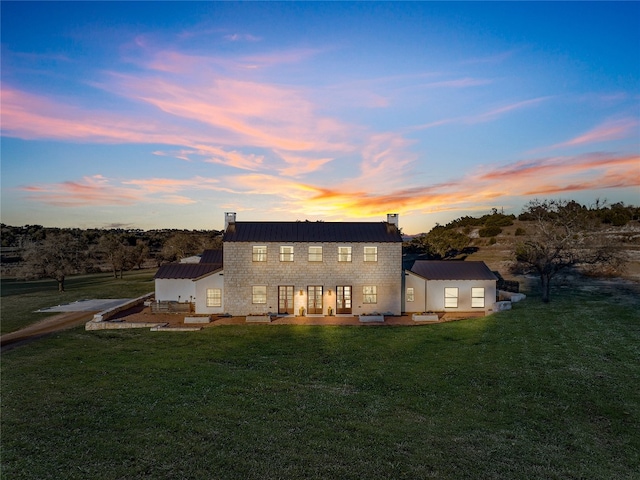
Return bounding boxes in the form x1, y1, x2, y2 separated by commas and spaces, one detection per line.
2, 281, 639, 479
0, 270, 156, 334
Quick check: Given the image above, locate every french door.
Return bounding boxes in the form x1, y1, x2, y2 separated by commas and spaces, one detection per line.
336, 285, 352, 314
278, 285, 294, 315
307, 286, 323, 314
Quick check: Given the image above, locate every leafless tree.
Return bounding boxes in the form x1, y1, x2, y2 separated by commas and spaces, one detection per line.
514, 199, 626, 303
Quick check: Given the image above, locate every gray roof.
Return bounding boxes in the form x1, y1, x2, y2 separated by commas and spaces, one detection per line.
223, 221, 402, 243
199, 249, 223, 264
409, 261, 498, 281
154, 263, 221, 280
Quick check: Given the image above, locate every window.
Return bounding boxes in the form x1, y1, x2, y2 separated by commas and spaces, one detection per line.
364, 246, 378, 262
252, 286, 267, 304
206, 288, 222, 307
444, 287, 458, 308
472, 287, 485, 308
308, 246, 323, 262
253, 245, 267, 262
363, 285, 377, 304
280, 246, 294, 262
406, 287, 414, 302
338, 246, 352, 262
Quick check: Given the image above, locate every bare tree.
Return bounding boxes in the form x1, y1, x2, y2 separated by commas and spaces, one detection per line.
20, 232, 87, 292
514, 199, 626, 303
98, 234, 137, 278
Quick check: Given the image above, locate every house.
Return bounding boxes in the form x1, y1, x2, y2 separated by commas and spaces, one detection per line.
404, 260, 497, 314
153, 214, 499, 319
222, 213, 403, 316
154, 249, 224, 315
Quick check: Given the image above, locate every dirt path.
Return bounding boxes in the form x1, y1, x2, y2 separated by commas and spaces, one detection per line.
1, 311, 98, 351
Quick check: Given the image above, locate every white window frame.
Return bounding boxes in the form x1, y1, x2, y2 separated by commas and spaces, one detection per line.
363, 285, 377, 304
364, 246, 378, 262
252, 286, 267, 304
308, 246, 323, 262
252, 245, 267, 262
280, 245, 294, 262
406, 287, 414, 302
338, 246, 352, 262
444, 287, 458, 308
471, 287, 485, 308
206, 288, 222, 307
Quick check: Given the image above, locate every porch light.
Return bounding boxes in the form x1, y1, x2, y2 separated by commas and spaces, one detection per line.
328, 289, 332, 296
299, 290, 304, 296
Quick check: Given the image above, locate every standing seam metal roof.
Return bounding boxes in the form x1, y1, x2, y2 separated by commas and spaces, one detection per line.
223, 221, 402, 243
409, 261, 498, 281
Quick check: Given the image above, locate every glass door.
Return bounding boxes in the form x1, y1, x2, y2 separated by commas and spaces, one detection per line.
307, 286, 323, 314
336, 286, 352, 314
278, 285, 294, 315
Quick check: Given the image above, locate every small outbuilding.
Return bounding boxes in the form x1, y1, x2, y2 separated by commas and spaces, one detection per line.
404, 261, 497, 314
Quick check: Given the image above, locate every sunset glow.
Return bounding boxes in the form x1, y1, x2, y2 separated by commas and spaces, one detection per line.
2, 2, 638, 233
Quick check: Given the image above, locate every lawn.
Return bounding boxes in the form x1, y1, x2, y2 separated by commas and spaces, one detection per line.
1, 282, 639, 479
0, 270, 156, 334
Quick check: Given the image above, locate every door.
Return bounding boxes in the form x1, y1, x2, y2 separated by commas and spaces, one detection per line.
278, 285, 294, 315
307, 286, 323, 314
336, 285, 352, 314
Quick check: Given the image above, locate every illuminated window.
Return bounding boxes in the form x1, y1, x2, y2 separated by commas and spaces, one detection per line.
308, 246, 323, 262
363, 285, 377, 304
206, 288, 222, 307
252, 286, 267, 304
280, 246, 294, 262
364, 246, 378, 262
472, 287, 485, 308
338, 246, 352, 262
252, 245, 267, 262
444, 287, 458, 308
406, 287, 414, 302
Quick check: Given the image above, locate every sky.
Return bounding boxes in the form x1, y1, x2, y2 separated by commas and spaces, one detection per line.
1, 1, 639, 234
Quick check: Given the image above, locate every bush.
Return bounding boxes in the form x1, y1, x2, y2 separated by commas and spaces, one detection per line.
515, 227, 526, 236
479, 226, 502, 237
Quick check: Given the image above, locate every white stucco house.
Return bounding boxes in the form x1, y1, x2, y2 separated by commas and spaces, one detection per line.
404, 260, 498, 315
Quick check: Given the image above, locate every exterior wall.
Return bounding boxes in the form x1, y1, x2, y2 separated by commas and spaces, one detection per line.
223, 241, 402, 316
194, 271, 225, 315
403, 274, 496, 314
155, 278, 196, 303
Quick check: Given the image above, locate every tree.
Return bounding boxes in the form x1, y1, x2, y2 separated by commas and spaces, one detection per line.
514, 199, 626, 303
411, 225, 470, 259
98, 234, 136, 278
20, 232, 87, 292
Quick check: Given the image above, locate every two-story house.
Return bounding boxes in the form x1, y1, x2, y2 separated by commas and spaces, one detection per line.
222, 213, 403, 316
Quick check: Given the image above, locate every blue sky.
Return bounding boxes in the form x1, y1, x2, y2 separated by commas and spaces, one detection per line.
1, 1, 638, 234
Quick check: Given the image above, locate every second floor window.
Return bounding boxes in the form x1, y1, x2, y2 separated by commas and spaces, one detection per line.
253, 245, 267, 262
308, 246, 323, 262
280, 246, 294, 262
364, 246, 378, 262
338, 246, 352, 262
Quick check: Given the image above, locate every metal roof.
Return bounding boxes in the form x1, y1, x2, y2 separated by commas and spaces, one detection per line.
409, 261, 498, 281
154, 263, 222, 280
223, 221, 403, 243
199, 249, 223, 264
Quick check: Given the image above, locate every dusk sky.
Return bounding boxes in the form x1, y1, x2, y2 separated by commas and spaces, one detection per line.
1, 2, 639, 234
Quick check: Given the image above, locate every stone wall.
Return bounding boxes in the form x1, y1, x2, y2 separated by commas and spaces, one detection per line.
223, 241, 402, 316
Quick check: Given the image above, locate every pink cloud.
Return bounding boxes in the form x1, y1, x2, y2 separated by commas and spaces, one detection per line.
560, 117, 639, 147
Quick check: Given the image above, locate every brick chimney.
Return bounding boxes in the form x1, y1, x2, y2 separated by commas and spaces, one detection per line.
386, 213, 399, 227
224, 212, 236, 231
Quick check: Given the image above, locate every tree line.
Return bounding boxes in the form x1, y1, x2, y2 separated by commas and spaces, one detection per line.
1, 226, 223, 292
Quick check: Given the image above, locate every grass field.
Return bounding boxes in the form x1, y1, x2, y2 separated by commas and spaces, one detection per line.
0, 270, 156, 334
1, 277, 639, 479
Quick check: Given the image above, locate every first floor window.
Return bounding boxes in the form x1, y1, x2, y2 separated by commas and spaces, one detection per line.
206, 288, 222, 307
308, 246, 323, 262
280, 245, 294, 262
338, 246, 352, 262
406, 287, 414, 302
253, 245, 267, 262
444, 287, 458, 308
252, 286, 267, 304
364, 246, 378, 262
472, 287, 485, 308
363, 285, 377, 304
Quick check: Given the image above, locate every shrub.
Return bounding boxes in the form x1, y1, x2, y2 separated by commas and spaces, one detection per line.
515, 227, 526, 236
479, 225, 502, 237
